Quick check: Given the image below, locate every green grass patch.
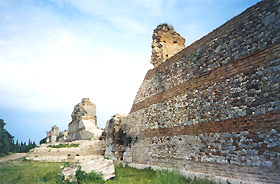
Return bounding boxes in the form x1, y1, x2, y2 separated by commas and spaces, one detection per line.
106, 166, 156, 184
0, 158, 63, 184
0, 159, 216, 184
155, 169, 216, 184
47, 144, 79, 148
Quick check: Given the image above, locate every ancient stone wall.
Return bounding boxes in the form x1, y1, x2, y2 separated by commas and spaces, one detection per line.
125, 0, 280, 183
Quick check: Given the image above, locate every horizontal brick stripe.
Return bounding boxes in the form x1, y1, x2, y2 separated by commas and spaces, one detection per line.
130, 42, 280, 113
142, 111, 280, 137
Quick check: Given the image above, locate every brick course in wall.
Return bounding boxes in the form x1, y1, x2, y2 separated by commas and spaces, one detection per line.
142, 111, 280, 137
124, 0, 280, 183
131, 43, 280, 113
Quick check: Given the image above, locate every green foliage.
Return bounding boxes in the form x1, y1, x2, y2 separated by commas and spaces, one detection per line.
75, 166, 105, 184
42, 171, 59, 182
106, 165, 156, 184
40, 137, 47, 145
48, 143, 79, 148
155, 169, 216, 184
156, 169, 183, 184
14, 139, 37, 153
64, 162, 71, 167
56, 164, 104, 184
56, 167, 66, 184
0, 119, 15, 155
0, 119, 36, 156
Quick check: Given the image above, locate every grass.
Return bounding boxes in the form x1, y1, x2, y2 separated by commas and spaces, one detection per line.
106, 166, 156, 184
106, 166, 216, 184
0, 159, 216, 184
47, 144, 79, 148
0, 158, 63, 184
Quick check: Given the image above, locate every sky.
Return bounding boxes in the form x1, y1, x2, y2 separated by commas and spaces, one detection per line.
0, 0, 262, 144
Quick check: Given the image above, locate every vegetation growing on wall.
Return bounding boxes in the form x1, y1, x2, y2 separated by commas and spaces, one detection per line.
47, 143, 79, 148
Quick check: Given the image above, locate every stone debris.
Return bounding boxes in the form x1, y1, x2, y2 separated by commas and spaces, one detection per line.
61, 165, 78, 182
61, 156, 115, 181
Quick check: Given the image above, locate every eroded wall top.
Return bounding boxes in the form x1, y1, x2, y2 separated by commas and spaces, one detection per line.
150, 24, 185, 68
71, 98, 96, 121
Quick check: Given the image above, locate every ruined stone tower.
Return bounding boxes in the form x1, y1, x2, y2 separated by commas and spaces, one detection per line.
151, 24, 185, 67
46, 125, 59, 143
68, 98, 102, 141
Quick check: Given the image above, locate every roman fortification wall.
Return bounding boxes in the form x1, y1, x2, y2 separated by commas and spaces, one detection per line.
125, 0, 280, 183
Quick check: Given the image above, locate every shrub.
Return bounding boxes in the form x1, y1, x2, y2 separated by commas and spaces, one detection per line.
75, 166, 104, 184
48, 144, 79, 148
64, 162, 71, 167
42, 171, 57, 182
56, 167, 65, 184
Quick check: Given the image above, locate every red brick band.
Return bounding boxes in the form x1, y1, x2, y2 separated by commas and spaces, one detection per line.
142, 111, 280, 137
130, 42, 280, 113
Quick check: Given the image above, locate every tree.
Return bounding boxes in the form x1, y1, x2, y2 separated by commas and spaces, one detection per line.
40, 137, 47, 145
0, 119, 15, 156
0, 119, 37, 156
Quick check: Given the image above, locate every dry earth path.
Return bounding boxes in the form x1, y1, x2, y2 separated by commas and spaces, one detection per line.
0, 153, 27, 163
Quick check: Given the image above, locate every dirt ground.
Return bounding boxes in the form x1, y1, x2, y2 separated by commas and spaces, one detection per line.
0, 153, 27, 163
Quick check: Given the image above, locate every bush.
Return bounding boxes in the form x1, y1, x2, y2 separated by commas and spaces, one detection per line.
0, 153, 7, 157
42, 171, 57, 182
39, 137, 46, 145
75, 166, 104, 184
48, 144, 79, 148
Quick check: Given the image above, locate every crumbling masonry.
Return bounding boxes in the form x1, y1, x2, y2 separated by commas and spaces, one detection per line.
112, 0, 280, 183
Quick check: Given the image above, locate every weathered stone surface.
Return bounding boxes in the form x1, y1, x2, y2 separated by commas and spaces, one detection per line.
150, 24, 185, 68
61, 156, 115, 181
61, 165, 78, 182
68, 98, 102, 141
57, 130, 68, 142
46, 125, 59, 143
104, 114, 131, 161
